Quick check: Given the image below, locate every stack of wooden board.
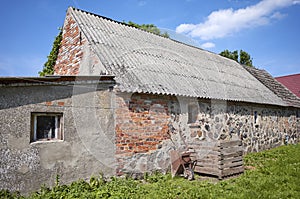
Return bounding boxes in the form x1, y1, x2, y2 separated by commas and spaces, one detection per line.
188, 140, 244, 179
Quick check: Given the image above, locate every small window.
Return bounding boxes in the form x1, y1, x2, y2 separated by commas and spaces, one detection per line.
188, 104, 198, 124
31, 113, 63, 142
254, 111, 258, 124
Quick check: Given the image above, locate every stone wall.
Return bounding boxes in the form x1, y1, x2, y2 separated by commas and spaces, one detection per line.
195, 99, 299, 152
114, 93, 299, 176
0, 83, 115, 194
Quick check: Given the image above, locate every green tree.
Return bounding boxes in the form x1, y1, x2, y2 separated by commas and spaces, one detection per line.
39, 29, 62, 76
126, 21, 169, 38
239, 50, 253, 67
219, 50, 238, 62
219, 49, 253, 67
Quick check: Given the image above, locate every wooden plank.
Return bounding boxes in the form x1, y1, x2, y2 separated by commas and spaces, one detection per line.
192, 153, 221, 159
196, 158, 220, 165
220, 146, 243, 154
196, 162, 223, 169
220, 140, 242, 148
220, 151, 243, 158
222, 166, 244, 177
194, 150, 221, 156
205, 154, 221, 159
201, 153, 220, 158
220, 156, 243, 165
192, 154, 220, 160
196, 159, 219, 165
221, 161, 243, 169
194, 166, 221, 176
192, 146, 220, 152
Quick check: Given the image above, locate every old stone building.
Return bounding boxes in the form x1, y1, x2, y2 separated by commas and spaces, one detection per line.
1, 7, 299, 193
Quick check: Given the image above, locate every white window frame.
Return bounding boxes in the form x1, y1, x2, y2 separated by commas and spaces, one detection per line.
31, 112, 63, 142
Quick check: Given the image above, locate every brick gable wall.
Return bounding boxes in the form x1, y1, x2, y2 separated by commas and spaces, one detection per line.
54, 11, 85, 75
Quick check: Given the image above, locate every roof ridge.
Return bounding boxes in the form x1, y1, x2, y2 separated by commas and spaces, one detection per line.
70, 7, 127, 26
69, 7, 173, 39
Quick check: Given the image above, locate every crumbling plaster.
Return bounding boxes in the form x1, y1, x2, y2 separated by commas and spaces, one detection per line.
0, 84, 115, 194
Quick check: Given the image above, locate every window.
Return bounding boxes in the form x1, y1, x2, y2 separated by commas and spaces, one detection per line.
253, 110, 261, 128
188, 104, 198, 124
31, 113, 63, 142
254, 111, 258, 124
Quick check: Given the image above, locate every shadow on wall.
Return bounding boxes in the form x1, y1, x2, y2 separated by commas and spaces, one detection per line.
0, 83, 109, 110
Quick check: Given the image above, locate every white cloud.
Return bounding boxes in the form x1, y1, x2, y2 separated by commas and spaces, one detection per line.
270, 11, 287, 19
293, 0, 300, 4
201, 42, 215, 49
176, 0, 298, 40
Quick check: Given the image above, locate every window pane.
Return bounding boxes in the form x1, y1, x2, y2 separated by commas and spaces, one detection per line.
31, 113, 63, 142
188, 104, 198, 124
36, 116, 56, 140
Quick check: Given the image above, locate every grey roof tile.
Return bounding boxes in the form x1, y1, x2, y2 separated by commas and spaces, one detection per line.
69, 7, 287, 106
243, 66, 300, 108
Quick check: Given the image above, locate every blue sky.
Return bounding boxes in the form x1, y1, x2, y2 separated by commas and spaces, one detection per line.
0, 0, 299, 77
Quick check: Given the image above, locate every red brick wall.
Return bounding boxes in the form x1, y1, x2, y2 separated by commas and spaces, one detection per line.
115, 93, 179, 174
54, 11, 85, 75
115, 93, 174, 154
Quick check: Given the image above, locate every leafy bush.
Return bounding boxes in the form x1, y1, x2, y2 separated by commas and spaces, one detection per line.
0, 189, 23, 199
39, 29, 62, 76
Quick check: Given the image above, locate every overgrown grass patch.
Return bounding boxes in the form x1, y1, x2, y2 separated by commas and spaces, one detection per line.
1, 144, 299, 198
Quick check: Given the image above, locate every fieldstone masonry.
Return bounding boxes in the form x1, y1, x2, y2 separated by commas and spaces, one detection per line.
114, 93, 299, 176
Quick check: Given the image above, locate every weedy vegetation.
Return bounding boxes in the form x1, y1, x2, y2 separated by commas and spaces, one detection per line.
1, 144, 299, 198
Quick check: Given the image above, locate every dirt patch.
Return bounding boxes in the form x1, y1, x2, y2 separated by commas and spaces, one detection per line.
244, 165, 256, 170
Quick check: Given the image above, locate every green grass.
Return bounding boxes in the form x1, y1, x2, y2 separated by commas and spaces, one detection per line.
1, 144, 300, 199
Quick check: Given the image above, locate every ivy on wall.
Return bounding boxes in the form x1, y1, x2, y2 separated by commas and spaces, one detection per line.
39, 29, 62, 76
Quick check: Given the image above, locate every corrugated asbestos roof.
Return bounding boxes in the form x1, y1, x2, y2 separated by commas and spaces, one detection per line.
69, 7, 287, 106
244, 67, 300, 108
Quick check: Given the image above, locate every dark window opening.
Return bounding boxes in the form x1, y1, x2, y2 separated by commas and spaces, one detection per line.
254, 111, 258, 124
188, 104, 198, 124
31, 113, 63, 142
